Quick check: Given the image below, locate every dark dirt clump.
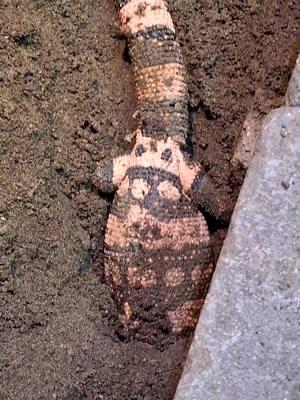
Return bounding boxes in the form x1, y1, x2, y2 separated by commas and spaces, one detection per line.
0, 1, 299, 399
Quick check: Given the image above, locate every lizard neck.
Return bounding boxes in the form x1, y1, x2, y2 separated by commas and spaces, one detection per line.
115, 0, 189, 145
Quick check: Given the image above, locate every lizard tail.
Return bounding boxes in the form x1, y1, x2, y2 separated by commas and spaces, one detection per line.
115, 0, 189, 144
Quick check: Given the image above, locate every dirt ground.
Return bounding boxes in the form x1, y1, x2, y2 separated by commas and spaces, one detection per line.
0, 1, 299, 399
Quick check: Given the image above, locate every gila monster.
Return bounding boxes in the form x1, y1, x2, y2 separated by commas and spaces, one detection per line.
93, 0, 227, 342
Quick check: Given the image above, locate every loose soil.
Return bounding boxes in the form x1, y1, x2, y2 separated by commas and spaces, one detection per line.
0, 1, 299, 399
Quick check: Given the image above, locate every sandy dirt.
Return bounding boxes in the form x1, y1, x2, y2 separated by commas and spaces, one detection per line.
1, 1, 299, 399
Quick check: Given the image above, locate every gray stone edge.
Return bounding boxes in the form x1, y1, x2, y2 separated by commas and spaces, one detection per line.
174, 105, 300, 399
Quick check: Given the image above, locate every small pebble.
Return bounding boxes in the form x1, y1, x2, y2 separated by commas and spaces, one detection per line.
51, 130, 58, 139
199, 140, 208, 149
281, 180, 290, 190
81, 238, 91, 251
0, 224, 8, 236
280, 126, 288, 138
125, 131, 136, 143
116, 97, 123, 104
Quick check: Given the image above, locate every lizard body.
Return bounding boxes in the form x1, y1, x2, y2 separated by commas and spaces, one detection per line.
93, 0, 225, 341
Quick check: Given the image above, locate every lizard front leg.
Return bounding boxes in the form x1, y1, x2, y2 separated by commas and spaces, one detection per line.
92, 154, 130, 193
180, 159, 233, 222
190, 170, 231, 221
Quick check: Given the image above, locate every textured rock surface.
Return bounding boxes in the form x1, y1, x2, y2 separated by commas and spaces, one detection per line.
174, 106, 300, 400
231, 109, 262, 171
286, 54, 300, 106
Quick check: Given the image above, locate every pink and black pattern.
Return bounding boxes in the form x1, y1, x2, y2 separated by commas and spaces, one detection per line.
93, 0, 225, 342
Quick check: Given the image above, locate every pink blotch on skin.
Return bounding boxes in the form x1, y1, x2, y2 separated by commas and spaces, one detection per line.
128, 267, 140, 287
119, 0, 175, 35
118, 175, 130, 197
168, 300, 203, 333
112, 154, 130, 186
191, 266, 203, 282
128, 267, 157, 288
179, 161, 201, 192
165, 267, 185, 287
124, 302, 133, 320
141, 270, 156, 288
157, 180, 181, 201
131, 178, 151, 199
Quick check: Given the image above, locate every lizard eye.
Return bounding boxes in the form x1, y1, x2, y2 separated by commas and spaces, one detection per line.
161, 148, 172, 161
131, 178, 151, 199
157, 180, 180, 201
135, 144, 146, 157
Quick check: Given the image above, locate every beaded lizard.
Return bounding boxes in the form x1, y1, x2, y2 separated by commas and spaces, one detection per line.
93, 0, 228, 342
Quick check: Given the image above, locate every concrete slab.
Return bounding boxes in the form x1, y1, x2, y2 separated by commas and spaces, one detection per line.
174, 106, 300, 400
